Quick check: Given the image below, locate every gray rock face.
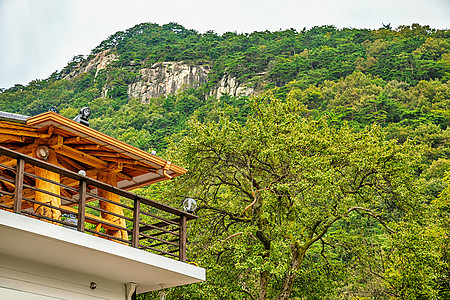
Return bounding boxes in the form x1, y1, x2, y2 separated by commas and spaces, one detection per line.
210, 75, 255, 98
65, 53, 257, 102
127, 62, 210, 103
127, 62, 256, 102
64, 50, 118, 79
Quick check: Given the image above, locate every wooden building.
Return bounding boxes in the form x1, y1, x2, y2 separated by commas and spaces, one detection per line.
0, 110, 204, 299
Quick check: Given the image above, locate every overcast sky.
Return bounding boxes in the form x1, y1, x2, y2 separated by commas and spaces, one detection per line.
0, 0, 449, 89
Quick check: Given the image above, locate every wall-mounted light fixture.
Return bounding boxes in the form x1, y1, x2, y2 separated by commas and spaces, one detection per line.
159, 284, 166, 300
36, 145, 50, 160
125, 282, 137, 300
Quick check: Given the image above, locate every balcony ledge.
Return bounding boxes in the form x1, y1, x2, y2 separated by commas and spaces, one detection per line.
0, 209, 205, 294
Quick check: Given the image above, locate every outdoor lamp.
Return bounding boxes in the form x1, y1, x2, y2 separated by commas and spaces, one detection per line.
183, 198, 197, 213
36, 145, 50, 160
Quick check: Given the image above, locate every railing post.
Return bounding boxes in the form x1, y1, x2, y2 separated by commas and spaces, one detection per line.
77, 179, 86, 232
179, 215, 187, 262
132, 197, 140, 248
13, 158, 25, 213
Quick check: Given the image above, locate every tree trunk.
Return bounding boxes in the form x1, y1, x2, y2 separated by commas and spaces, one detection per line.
253, 188, 272, 300
276, 243, 305, 300
98, 172, 128, 241
259, 270, 270, 300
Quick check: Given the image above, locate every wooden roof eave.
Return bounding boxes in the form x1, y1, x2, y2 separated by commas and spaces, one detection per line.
26, 112, 187, 177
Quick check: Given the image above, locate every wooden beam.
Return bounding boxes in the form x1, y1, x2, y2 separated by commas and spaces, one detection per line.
0, 127, 53, 139
59, 169, 129, 188
60, 188, 73, 199
116, 172, 133, 181
99, 157, 146, 165
59, 177, 79, 188
64, 136, 82, 144
2, 186, 33, 204
71, 144, 101, 151
0, 168, 34, 187
57, 154, 85, 171
0, 158, 14, 168
83, 151, 121, 158
48, 135, 64, 149
0, 122, 38, 131
123, 164, 158, 173
0, 143, 25, 150
51, 145, 108, 169
0, 134, 26, 143
0, 174, 15, 189
0, 143, 39, 167
56, 155, 79, 172
51, 135, 107, 170
137, 176, 166, 186
0, 179, 9, 192
59, 167, 128, 188
34, 138, 50, 145
51, 127, 71, 137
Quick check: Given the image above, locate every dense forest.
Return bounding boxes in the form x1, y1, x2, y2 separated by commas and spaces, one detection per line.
1, 22, 450, 299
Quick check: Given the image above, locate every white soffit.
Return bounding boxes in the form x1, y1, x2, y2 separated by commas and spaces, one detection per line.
0, 210, 205, 293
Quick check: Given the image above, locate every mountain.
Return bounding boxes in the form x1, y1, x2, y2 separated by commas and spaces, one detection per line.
0, 22, 449, 150
1, 22, 450, 299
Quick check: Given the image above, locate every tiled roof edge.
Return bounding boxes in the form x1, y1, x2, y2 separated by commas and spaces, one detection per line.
0, 111, 30, 123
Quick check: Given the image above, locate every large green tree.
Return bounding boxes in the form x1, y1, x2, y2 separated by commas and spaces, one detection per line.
164, 94, 422, 299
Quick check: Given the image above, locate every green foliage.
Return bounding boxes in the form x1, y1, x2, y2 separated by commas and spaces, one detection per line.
3, 22, 449, 115
90, 89, 208, 151
383, 221, 447, 299
159, 94, 423, 299
0, 21, 449, 299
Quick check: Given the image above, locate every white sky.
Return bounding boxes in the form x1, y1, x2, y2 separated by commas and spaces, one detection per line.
0, 0, 449, 89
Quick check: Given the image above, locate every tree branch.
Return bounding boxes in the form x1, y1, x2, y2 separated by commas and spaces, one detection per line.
221, 231, 258, 242
347, 206, 395, 234
307, 216, 342, 248
200, 205, 252, 222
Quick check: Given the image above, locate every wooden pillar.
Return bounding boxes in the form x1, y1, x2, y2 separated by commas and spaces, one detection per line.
77, 179, 87, 232
34, 149, 61, 220
179, 215, 187, 262
132, 197, 140, 248
98, 171, 128, 241
13, 158, 25, 213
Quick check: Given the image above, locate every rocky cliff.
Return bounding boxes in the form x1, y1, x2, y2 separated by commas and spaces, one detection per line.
64, 50, 118, 79
210, 75, 255, 99
127, 62, 209, 103
68, 51, 256, 102
127, 62, 256, 102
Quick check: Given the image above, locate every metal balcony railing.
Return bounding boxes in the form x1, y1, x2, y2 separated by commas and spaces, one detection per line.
0, 146, 196, 262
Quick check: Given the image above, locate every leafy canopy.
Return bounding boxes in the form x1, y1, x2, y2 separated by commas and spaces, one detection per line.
164, 94, 422, 299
